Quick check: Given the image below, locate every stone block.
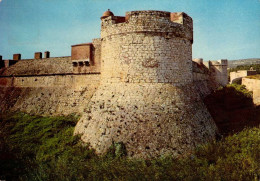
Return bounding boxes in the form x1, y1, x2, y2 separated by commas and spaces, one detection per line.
44, 51, 50, 58
13, 54, 21, 60
35, 52, 42, 59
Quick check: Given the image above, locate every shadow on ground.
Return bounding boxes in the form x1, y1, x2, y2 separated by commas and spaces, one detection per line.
204, 85, 260, 136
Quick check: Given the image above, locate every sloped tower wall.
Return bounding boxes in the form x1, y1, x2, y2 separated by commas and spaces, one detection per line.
75, 10, 218, 158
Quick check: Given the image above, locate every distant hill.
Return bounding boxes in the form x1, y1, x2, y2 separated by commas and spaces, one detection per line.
228, 58, 260, 68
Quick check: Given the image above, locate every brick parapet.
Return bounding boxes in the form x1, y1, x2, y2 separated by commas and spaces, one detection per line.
0, 57, 72, 76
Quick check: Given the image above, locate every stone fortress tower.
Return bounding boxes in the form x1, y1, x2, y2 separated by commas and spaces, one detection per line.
206, 59, 228, 86
75, 10, 218, 158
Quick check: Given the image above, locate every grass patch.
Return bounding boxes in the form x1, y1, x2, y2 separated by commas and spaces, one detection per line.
0, 112, 260, 180
225, 83, 253, 98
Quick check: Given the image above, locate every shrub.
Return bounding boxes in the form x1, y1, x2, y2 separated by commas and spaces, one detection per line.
0, 112, 259, 180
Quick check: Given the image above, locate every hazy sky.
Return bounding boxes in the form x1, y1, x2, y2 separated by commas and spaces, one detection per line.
0, 0, 259, 60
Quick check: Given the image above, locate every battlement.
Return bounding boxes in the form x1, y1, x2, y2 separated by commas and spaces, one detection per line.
44, 51, 50, 58
13, 54, 21, 61
193, 58, 204, 65
101, 10, 193, 43
0, 9, 221, 158
34, 52, 43, 59
210, 59, 228, 66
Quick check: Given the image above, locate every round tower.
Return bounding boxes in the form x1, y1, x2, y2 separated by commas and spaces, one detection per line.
100, 10, 193, 85
75, 10, 218, 158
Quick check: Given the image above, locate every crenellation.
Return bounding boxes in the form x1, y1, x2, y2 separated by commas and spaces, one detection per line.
34, 52, 42, 59
101, 11, 192, 43
44, 51, 50, 58
13, 54, 21, 60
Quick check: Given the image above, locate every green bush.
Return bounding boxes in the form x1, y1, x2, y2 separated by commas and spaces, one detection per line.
226, 83, 253, 98
0, 112, 259, 180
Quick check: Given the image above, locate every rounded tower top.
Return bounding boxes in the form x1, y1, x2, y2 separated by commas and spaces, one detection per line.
101, 9, 114, 19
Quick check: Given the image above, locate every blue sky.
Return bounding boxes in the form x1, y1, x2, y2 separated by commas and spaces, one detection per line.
0, 0, 259, 60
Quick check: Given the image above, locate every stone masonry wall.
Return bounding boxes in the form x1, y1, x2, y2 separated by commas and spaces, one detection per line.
100, 11, 192, 85
0, 74, 100, 115
101, 33, 192, 85
0, 10, 222, 158
192, 61, 218, 98
242, 77, 260, 105
209, 60, 228, 86
75, 11, 218, 158
1, 57, 72, 76
76, 82, 217, 158
230, 70, 257, 84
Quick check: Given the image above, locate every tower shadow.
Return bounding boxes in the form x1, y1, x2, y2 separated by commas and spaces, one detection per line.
204, 85, 260, 136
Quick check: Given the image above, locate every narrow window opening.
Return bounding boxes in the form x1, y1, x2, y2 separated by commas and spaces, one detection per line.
85, 61, 90, 66
79, 62, 84, 66
73, 62, 78, 67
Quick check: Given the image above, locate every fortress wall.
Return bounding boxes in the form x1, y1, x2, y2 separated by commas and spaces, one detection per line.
230, 70, 257, 83
0, 74, 100, 90
76, 82, 217, 158
0, 10, 222, 158
1, 57, 72, 76
242, 77, 260, 91
253, 90, 260, 105
92, 38, 101, 72
192, 61, 210, 81
192, 61, 216, 97
242, 77, 260, 105
75, 11, 217, 158
100, 11, 193, 85
101, 11, 193, 43
0, 74, 100, 115
210, 60, 228, 86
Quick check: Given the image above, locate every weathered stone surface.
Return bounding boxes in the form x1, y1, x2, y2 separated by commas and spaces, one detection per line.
75, 83, 217, 158
74, 10, 218, 158
0, 74, 100, 116
242, 77, 260, 105
230, 70, 257, 84
1, 57, 72, 76
0, 10, 226, 158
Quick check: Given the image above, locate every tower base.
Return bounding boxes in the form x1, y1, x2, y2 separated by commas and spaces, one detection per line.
75, 82, 218, 158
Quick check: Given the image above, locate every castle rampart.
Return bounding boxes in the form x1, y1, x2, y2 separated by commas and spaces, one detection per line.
75, 10, 217, 158
230, 70, 257, 84
0, 9, 229, 158
242, 77, 260, 105
13, 54, 21, 61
